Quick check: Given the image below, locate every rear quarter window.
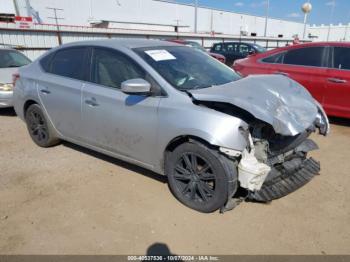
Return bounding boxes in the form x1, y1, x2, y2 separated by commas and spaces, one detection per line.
261, 52, 285, 64
213, 44, 222, 51
39, 52, 55, 72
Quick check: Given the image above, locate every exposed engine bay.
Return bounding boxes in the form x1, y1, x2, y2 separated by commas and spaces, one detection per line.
191, 98, 329, 212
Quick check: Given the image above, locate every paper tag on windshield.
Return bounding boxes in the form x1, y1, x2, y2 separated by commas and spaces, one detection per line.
145, 50, 176, 61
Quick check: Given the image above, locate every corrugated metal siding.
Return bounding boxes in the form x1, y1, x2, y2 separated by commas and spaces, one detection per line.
0, 22, 307, 60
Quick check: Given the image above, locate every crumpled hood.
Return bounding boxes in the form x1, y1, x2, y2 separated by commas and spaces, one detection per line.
189, 74, 318, 136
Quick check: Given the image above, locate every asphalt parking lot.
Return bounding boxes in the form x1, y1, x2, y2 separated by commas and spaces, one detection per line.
0, 107, 349, 255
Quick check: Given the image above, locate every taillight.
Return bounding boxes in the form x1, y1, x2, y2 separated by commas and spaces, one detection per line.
12, 73, 20, 87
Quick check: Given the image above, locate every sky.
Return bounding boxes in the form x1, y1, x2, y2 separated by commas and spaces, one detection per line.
173, 0, 350, 25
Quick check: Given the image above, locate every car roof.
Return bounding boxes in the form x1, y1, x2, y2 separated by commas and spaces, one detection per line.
57, 38, 178, 50
252, 41, 350, 58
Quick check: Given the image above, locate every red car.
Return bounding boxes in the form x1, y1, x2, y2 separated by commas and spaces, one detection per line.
233, 42, 350, 119
167, 39, 226, 64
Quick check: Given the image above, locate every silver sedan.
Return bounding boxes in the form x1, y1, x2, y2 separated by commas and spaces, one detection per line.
0, 48, 31, 108
13, 39, 329, 213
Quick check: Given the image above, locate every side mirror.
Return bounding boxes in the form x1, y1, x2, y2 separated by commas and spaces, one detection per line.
121, 78, 151, 95
248, 50, 256, 55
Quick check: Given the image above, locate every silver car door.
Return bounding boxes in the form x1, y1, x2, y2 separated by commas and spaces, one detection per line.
37, 47, 88, 140
81, 47, 161, 167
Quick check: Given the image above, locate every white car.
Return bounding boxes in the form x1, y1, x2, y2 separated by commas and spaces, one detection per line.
0, 48, 31, 108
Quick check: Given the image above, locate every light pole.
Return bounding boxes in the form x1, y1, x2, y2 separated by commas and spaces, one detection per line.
327, 0, 336, 41
264, 0, 270, 37
302, 1, 312, 39
343, 10, 350, 41
194, 0, 198, 33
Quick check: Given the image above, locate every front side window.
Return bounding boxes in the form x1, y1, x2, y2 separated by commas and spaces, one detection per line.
283, 47, 325, 67
333, 47, 350, 70
134, 46, 240, 91
91, 48, 146, 89
0, 50, 31, 68
50, 47, 87, 80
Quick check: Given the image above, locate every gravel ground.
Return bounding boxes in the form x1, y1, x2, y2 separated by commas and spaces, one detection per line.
0, 107, 349, 255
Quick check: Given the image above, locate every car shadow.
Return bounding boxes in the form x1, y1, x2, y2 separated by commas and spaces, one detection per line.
144, 243, 182, 261
0, 108, 16, 116
62, 141, 168, 184
329, 116, 350, 127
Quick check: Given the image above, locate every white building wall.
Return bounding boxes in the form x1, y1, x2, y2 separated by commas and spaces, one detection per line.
309, 24, 350, 41
8, 0, 305, 38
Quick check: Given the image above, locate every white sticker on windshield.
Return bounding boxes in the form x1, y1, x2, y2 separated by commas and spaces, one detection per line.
145, 50, 176, 61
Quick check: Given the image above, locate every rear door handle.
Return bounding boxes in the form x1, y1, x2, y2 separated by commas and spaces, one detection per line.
85, 98, 99, 107
328, 78, 347, 84
40, 89, 51, 94
274, 71, 289, 77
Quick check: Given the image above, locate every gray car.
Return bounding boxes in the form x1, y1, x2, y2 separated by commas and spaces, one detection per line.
13, 39, 329, 213
0, 48, 31, 108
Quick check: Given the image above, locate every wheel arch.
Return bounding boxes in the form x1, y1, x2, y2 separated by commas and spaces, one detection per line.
163, 135, 219, 174
23, 99, 39, 116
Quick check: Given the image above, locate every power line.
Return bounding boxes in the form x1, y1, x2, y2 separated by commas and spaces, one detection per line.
46, 7, 64, 30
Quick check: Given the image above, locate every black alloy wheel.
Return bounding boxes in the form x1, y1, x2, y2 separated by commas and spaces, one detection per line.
25, 104, 60, 147
166, 141, 234, 213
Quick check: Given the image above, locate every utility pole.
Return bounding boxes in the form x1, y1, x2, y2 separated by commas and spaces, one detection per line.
12, 0, 20, 16
327, 0, 336, 41
47, 7, 64, 30
264, 0, 270, 37
194, 0, 198, 33
46, 7, 64, 45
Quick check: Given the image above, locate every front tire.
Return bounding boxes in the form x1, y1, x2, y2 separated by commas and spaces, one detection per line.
166, 141, 236, 213
25, 104, 60, 147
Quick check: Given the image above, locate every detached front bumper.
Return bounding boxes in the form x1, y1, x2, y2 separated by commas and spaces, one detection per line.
0, 90, 13, 108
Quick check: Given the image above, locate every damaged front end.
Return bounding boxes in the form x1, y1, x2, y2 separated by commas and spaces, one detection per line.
188, 75, 329, 212
241, 122, 322, 203
219, 116, 326, 212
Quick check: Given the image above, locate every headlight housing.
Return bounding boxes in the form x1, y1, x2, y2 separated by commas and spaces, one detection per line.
0, 83, 13, 91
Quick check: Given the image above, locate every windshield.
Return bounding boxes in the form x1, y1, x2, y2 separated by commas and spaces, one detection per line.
0, 50, 31, 68
253, 44, 266, 53
134, 46, 240, 90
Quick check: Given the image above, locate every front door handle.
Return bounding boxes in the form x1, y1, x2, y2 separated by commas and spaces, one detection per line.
40, 89, 51, 94
328, 78, 347, 84
274, 71, 289, 77
85, 98, 99, 107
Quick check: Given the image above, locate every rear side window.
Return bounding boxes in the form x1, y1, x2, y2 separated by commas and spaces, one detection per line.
224, 43, 238, 53
91, 48, 146, 89
333, 47, 350, 70
50, 47, 87, 80
262, 52, 285, 64
283, 47, 325, 67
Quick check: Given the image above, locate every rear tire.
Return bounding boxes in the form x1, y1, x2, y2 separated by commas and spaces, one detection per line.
25, 104, 60, 147
165, 141, 236, 213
